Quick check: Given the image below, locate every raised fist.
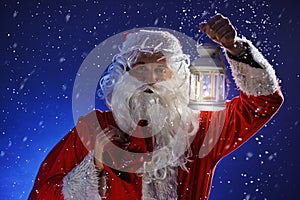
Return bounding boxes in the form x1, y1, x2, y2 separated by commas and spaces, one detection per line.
199, 13, 244, 56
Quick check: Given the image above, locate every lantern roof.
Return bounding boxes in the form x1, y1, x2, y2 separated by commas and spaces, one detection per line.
191, 43, 225, 69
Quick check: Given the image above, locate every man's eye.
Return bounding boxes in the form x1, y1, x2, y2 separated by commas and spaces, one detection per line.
136, 65, 147, 72
155, 66, 167, 74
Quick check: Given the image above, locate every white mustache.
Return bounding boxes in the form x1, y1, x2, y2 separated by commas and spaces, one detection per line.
134, 82, 171, 97
135, 84, 156, 93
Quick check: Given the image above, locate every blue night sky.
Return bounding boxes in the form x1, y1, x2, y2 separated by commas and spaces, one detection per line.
1, 0, 299, 199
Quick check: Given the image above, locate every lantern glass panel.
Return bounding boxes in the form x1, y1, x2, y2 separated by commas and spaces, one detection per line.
202, 74, 212, 100
189, 73, 201, 101
214, 74, 219, 101
218, 74, 225, 101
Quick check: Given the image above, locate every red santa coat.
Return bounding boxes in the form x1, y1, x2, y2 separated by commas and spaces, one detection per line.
29, 89, 283, 200
29, 38, 284, 199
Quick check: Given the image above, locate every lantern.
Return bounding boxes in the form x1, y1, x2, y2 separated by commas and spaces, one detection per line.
188, 44, 227, 111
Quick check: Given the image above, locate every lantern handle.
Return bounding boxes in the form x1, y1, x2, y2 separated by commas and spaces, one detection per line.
196, 33, 206, 47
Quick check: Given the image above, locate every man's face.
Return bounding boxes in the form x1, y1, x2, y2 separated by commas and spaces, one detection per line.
110, 49, 195, 139
109, 51, 198, 178
128, 52, 173, 85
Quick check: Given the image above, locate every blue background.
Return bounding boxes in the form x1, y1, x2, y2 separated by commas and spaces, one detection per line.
1, 0, 299, 199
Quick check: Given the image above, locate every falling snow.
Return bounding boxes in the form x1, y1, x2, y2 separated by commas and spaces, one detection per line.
1, 0, 299, 199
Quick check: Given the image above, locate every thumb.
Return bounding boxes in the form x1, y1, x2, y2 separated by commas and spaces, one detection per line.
199, 23, 207, 33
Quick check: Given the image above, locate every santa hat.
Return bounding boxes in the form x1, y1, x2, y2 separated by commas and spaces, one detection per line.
120, 30, 183, 56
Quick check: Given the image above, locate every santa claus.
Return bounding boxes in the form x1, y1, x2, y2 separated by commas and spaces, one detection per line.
29, 14, 283, 200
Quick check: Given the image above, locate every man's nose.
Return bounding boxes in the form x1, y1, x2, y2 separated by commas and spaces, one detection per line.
145, 71, 157, 85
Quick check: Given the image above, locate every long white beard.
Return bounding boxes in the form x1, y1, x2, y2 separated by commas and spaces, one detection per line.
110, 72, 199, 199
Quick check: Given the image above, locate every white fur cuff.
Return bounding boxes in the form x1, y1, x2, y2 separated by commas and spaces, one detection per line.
226, 38, 278, 96
62, 152, 101, 200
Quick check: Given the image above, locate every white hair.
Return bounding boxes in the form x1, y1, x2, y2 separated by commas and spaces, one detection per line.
98, 30, 190, 107
98, 30, 199, 197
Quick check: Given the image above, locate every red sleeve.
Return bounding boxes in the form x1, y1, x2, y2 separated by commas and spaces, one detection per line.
28, 110, 107, 199
28, 129, 88, 199
204, 88, 284, 163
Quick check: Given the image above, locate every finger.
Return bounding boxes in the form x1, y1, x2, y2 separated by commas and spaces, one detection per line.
98, 127, 110, 135
210, 18, 230, 34
204, 25, 216, 40
214, 24, 233, 40
109, 126, 129, 140
206, 15, 229, 40
206, 14, 223, 28
199, 23, 207, 32
122, 32, 130, 42
96, 129, 110, 141
219, 31, 236, 47
219, 26, 235, 40
110, 135, 128, 144
98, 128, 119, 139
97, 128, 128, 147
96, 129, 115, 146
221, 31, 236, 42
199, 14, 223, 34
112, 128, 129, 140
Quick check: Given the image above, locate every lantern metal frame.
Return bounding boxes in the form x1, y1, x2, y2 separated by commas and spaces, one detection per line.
188, 44, 227, 111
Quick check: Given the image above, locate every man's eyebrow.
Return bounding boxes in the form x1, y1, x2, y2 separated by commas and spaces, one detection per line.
133, 61, 146, 65
157, 64, 167, 67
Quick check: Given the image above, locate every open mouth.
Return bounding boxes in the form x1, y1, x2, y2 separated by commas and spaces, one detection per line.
144, 88, 154, 93
138, 119, 149, 127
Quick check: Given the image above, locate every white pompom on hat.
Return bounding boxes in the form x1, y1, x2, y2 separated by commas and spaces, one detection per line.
120, 29, 183, 55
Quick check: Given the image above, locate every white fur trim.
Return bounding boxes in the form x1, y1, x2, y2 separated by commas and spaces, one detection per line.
142, 166, 178, 200
62, 152, 101, 200
121, 30, 183, 55
226, 37, 278, 96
